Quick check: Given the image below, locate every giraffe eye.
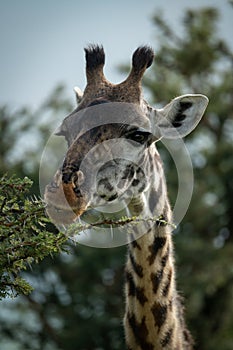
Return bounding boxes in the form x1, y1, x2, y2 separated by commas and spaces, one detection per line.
126, 129, 152, 144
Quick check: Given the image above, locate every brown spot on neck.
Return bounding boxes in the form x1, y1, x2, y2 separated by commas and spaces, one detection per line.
147, 236, 167, 266
125, 271, 148, 306
127, 313, 154, 350
129, 251, 143, 278
151, 302, 168, 332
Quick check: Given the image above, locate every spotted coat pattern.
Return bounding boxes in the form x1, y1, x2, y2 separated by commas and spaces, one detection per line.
45, 45, 208, 349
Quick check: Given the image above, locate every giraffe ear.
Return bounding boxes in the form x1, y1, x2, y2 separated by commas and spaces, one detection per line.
154, 94, 209, 139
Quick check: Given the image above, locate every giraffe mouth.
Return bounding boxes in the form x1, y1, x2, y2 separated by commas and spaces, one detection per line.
44, 171, 151, 248
66, 198, 153, 248
44, 173, 89, 225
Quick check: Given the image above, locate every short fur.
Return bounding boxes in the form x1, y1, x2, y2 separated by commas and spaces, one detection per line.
45, 45, 208, 349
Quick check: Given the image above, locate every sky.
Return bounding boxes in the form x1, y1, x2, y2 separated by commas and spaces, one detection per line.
0, 0, 232, 110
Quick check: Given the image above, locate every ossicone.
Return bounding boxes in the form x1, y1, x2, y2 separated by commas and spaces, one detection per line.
85, 44, 105, 70
119, 45, 154, 91
132, 46, 154, 72
84, 44, 106, 85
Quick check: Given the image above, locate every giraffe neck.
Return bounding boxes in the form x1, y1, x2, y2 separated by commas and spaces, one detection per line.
124, 205, 193, 350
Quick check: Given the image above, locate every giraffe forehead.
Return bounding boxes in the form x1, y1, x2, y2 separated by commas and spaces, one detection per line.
78, 84, 143, 108
57, 101, 151, 146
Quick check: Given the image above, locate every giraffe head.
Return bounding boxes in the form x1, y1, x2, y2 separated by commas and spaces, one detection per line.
44, 45, 208, 226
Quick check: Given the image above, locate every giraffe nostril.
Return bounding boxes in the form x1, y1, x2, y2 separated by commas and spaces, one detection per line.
132, 178, 140, 187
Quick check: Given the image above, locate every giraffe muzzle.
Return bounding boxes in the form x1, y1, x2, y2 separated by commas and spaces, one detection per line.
44, 169, 89, 225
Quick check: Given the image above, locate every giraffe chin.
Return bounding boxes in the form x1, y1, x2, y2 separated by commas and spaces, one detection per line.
44, 182, 88, 225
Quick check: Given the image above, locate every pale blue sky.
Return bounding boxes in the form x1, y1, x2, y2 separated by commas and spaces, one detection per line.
0, 0, 232, 109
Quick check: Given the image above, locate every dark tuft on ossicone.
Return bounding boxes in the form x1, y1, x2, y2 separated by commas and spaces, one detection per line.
132, 46, 154, 72
85, 44, 105, 70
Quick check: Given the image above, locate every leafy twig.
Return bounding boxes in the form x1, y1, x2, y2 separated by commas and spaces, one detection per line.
0, 174, 68, 299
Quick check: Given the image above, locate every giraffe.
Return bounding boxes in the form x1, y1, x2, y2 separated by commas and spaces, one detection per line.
44, 45, 208, 349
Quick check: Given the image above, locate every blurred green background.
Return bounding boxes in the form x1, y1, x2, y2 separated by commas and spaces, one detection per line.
0, 4, 233, 350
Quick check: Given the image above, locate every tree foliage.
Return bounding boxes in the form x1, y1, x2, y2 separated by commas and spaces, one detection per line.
0, 175, 67, 299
